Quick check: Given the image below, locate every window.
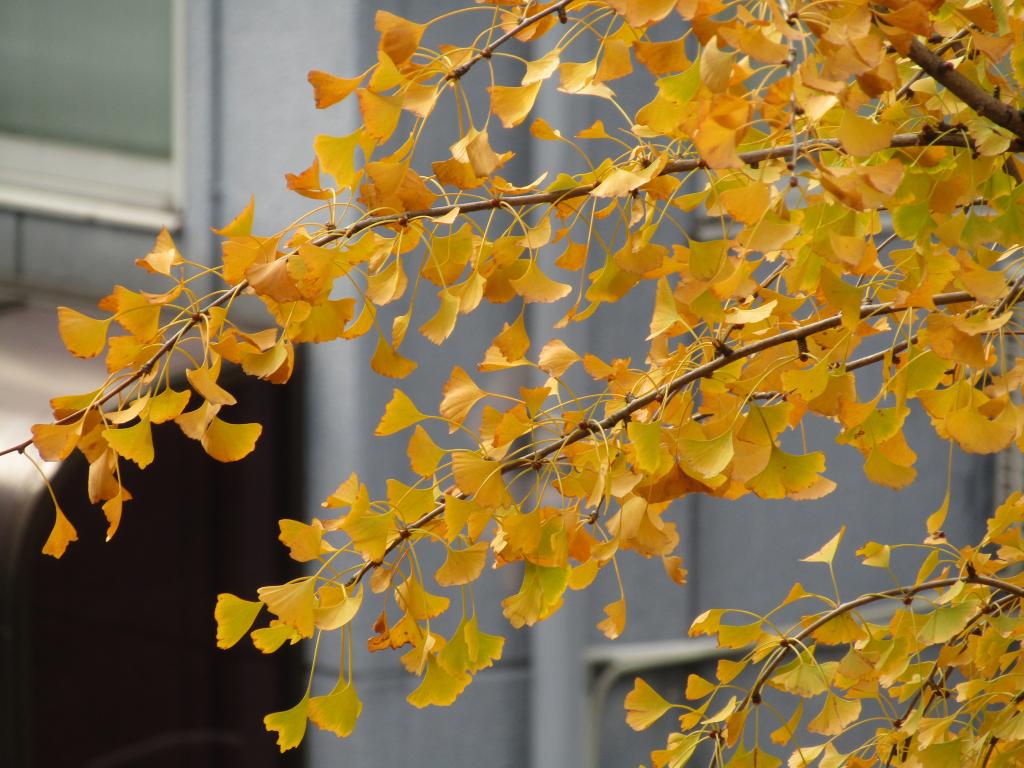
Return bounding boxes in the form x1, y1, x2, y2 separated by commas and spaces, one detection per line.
0, 0, 181, 229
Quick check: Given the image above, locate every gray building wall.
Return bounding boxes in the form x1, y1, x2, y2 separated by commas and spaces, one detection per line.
0, 2, 994, 767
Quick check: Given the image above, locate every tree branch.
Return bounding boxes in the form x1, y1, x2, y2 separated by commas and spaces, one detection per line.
905, 37, 1024, 139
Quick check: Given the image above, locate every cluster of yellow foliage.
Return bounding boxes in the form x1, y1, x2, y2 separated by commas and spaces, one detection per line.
7, 0, 1024, 763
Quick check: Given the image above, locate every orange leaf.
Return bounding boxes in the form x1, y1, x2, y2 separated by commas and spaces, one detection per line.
307, 69, 363, 109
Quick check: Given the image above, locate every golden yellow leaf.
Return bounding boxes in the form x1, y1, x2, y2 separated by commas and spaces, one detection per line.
32, 421, 81, 462
538, 338, 579, 377
509, 261, 572, 303
314, 131, 362, 189
408, 424, 444, 476
102, 418, 155, 469
420, 290, 461, 344
685, 673, 715, 699
597, 598, 626, 639
396, 576, 450, 620
451, 450, 512, 508
370, 336, 418, 379
135, 226, 183, 275
215, 593, 264, 649
149, 388, 190, 424
201, 417, 262, 462
278, 518, 330, 562
376, 389, 426, 436
57, 307, 111, 359
522, 49, 560, 85
838, 111, 894, 157
627, 421, 663, 474
251, 621, 302, 654
258, 577, 316, 637
624, 677, 672, 731
307, 69, 363, 109
807, 694, 861, 736
314, 584, 363, 631
634, 37, 688, 76
212, 195, 254, 238
264, 695, 309, 753
801, 526, 845, 565
440, 366, 486, 432
375, 10, 424, 67
407, 656, 471, 708
435, 542, 488, 586
309, 682, 361, 737
357, 88, 403, 143
42, 504, 78, 559
625, 0, 677, 27
489, 81, 542, 128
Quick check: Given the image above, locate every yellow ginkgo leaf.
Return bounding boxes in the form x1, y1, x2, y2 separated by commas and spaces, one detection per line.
357, 88, 403, 143
419, 290, 461, 344
41, 504, 78, 559
258, 577, 316, 637
278, 518, 330, 562
807, 694, 861, 736
314, 584, 363, 631
376, 389, 426, 436
314, 131, 362, 189
489, 81, 542, 128
186, 364, 237, 406
440, 367, 486, 432
627, 421, 663, 474
838, 111, 894, 158
201, 417, 262, 462
408, 424, 444, 476
375, 9, 424, 67
251, 621, 302, 654
136, 226, 183, 275
148, 388, 190, 424
685, 673, 716, 700
407, 656, 471, 708
679, 430, 734, 479
801, 526, 846, 565
451, 450, 513, 508
307, 69, 363, 109
264, 695, 309, 753
624, 677, 672, 731
435, 542, 488, 586
597, 597, 626, 639
57, 307, 111, 359
370, 336, 418, 379
309, 682, 362, 737
212, 195, 254, 237
31, 421, 81, 462
215, 593, 264, 649
102, 286, 162, 341
509, 261, 572, 303
396, 576, 450, 621
102, 418, 155, 469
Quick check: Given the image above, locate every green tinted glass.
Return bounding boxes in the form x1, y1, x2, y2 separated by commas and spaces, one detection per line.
0, 0, 172, 157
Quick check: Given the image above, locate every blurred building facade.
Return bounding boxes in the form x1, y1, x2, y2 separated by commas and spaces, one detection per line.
0, 1, 997, 766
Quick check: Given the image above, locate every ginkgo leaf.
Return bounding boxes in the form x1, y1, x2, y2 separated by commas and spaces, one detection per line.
396, 576, 450, 620
215, 593, 264, 649
309, 682, 361, 737
408, 425, 444, 476
32, 421, 81, 462
314, 584, 363, 631
308, 69, 362, 108
407, 656, 471, 708
258, 578, 316, 637
201, 418, 261, 462
435, 542, 488, 586
314, 131, 362, 189
489, 82, 542, 128
212, 195, 254, 237
375, 9, 424, 67
624, 677, 672, 731
370, 337, 418, 379
376, 389, 426, 436
264, 695, 309, 752
358, 89, 403, 142
440, 367, 486, 432
538, 339, 579, 377
679, 430, 734, 479
509, 261, 572, 303
278, 518, 329, 562
522, 50, 560, 85
149, 388, 190, 424
251, 621, 302, 654
801, 526, 845, 565
57, 307, 111, 359
186, 364, 237, 406
42, 504, 78, 558
838, 111, 894, 158
102, 418, 155, 469
685, 673, 715, 699
807, 694, 861, 736
451, 450, 512, 508
135, 226, 183, 275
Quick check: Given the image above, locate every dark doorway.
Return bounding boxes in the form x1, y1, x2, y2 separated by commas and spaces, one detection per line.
2, 370, 304, 768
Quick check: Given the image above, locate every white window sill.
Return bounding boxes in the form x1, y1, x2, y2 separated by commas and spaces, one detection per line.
0, 134, 180, 231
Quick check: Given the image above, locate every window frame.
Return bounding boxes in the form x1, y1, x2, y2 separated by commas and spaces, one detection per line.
0, 0, 184, 231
